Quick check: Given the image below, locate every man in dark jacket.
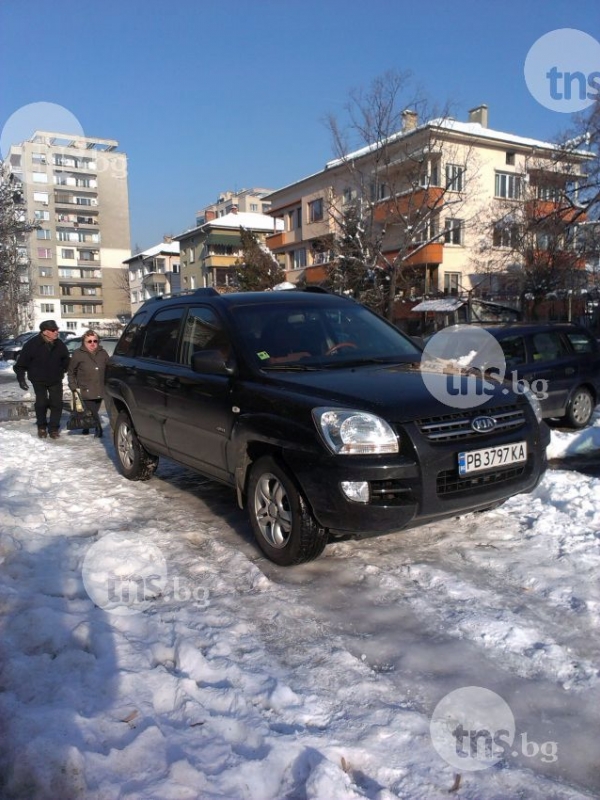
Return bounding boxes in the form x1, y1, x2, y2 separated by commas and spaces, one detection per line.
14, 320, 70, 439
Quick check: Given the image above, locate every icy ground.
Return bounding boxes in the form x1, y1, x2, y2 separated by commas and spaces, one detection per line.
0, 364, 599, 799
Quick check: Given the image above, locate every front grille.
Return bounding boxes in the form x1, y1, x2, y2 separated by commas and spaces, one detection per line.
369, 480, 414, 506
418, 405, 525, 443
437, 464, 527, 496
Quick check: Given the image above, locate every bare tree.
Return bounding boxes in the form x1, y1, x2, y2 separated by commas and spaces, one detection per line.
324, 70, 479, 319
0, 163, 36, 335
470, 105, 599, 319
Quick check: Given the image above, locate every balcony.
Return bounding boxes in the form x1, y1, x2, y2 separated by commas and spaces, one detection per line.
374, 187, 445, 222
403, 242, 444, 266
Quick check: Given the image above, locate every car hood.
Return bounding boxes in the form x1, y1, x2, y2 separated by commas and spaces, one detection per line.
258, 362, 524, 422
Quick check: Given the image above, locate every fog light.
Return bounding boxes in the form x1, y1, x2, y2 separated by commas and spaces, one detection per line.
341, 481, 370, 503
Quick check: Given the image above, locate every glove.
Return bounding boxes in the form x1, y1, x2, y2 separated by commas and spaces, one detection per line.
19, 380, 29, 391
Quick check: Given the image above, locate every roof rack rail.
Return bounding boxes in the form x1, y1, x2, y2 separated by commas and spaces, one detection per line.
141, 287, 220, 306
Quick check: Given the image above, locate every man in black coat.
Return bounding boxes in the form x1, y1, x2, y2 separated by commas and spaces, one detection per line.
14, 320, 70, 439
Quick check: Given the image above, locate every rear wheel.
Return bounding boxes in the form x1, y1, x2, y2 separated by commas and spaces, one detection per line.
114, 411, 158, 480
563, 387, 594, 429
247, 456, 328, 565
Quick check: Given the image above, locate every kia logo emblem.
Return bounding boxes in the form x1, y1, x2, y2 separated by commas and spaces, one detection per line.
471, 416, 497, 433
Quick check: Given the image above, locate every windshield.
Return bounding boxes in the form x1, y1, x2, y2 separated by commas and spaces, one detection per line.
230, 300, 422, 369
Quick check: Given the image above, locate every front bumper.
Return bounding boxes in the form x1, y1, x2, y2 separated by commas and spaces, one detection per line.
283, 420, 549, 536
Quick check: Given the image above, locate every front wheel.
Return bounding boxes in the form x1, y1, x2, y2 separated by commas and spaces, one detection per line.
563, 387, 594, 429
114, 411, 158, 480
247, 456, 328, 566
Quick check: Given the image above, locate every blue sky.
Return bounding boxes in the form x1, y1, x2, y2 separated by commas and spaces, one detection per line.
1, 0, 599, 250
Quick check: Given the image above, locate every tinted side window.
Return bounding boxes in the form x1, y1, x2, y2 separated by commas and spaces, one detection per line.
180, 306, 229, 366
115, 311, 149, 357
531, 331, 570, 361
142, 307, 185, 361
565, 330, 595, 354
499, 335, 527, 367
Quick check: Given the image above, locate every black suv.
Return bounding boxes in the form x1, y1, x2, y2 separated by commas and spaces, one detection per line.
105, 289, 549, 565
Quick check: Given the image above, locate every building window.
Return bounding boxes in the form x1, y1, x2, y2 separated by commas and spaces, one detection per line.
38, 267, 53, 277
61, 286, 72, 296
506, 152, 516, 166
83, 287, 97, 296
443, 273, 461, 295
34, 210, 50, 221
189, 247, 195, 263
37, 248, 52, 259
493, 221, 520, 248
32, 172, 48, 183
155, 258, 166, 272
36, 229, 51, 240
308, 198, 323, 223
66, 322, 77, 331
445, 164, 465, 191
293, 248, 307, 268
172, 263, 180, 273
62, 303, 75, 314
32, 153, 47, 165
250, 203, 258, 212
444, 218, 463, 245
495, 172, 522, 199
343, 187, 358, 205
61, 249, 75, 259
33, 191, 49, 204
39, 285, 55, 296
41, 303, 55, 313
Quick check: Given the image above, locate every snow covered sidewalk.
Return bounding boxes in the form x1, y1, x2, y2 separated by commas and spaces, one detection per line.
0, 362, 600, 799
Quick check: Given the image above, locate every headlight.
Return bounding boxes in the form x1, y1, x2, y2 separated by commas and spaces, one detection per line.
521, 386, 543, 423
312, 407, 399, 455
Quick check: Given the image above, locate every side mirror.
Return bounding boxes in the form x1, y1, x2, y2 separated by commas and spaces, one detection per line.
191, 348, 236, 376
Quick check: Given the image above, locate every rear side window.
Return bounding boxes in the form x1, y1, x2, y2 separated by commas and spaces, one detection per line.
531, 331, 570, 361
565, 330, 595, 354
114, 311, 149, 357
142, 307, 185, 361
180, 306, 229, 366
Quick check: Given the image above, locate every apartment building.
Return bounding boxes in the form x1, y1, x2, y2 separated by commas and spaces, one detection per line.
125, 238, 181, 314
6, 131, 131, 334
196, 188, 274, 226
175, 209, 283, 292
265, 105, 591, 317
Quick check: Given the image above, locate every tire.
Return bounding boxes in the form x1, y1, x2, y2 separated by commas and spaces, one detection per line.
562, 386, 594, 429
114, 410, 158, 480
247, 456, 328, 566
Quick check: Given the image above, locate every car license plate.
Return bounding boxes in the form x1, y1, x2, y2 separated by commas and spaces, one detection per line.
458, 442, 527, 476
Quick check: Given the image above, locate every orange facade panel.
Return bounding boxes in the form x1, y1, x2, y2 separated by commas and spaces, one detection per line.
373, 187, 445, 222
403, 242, 444, 266
266, 232, 286, 249
304, 265, 328, 283
525, 199, 585, 225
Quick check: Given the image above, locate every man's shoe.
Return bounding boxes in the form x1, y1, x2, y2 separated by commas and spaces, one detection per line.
37, 427, 48, 439
82, 429, 90, 435
94, 427, 103, 439
49, 430, 60, 439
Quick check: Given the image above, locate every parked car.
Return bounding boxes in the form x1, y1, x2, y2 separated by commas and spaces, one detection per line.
104, 288, 549, 566
429, 322, 600, 429
1, 331, 38, 361
66, 336, 119, 356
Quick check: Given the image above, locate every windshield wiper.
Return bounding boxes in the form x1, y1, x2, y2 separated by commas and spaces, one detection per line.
319, 357, 418, 370
261, 363, 320, 371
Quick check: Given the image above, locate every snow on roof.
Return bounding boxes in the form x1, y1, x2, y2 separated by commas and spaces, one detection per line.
411, 298, 465, 312
174, 212, 283, 240
325, 118, 593, 170
123, 241, 179, 263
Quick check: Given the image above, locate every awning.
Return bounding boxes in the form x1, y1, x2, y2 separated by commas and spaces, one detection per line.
411, 298, 464, 312
206, 234, 241, 246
